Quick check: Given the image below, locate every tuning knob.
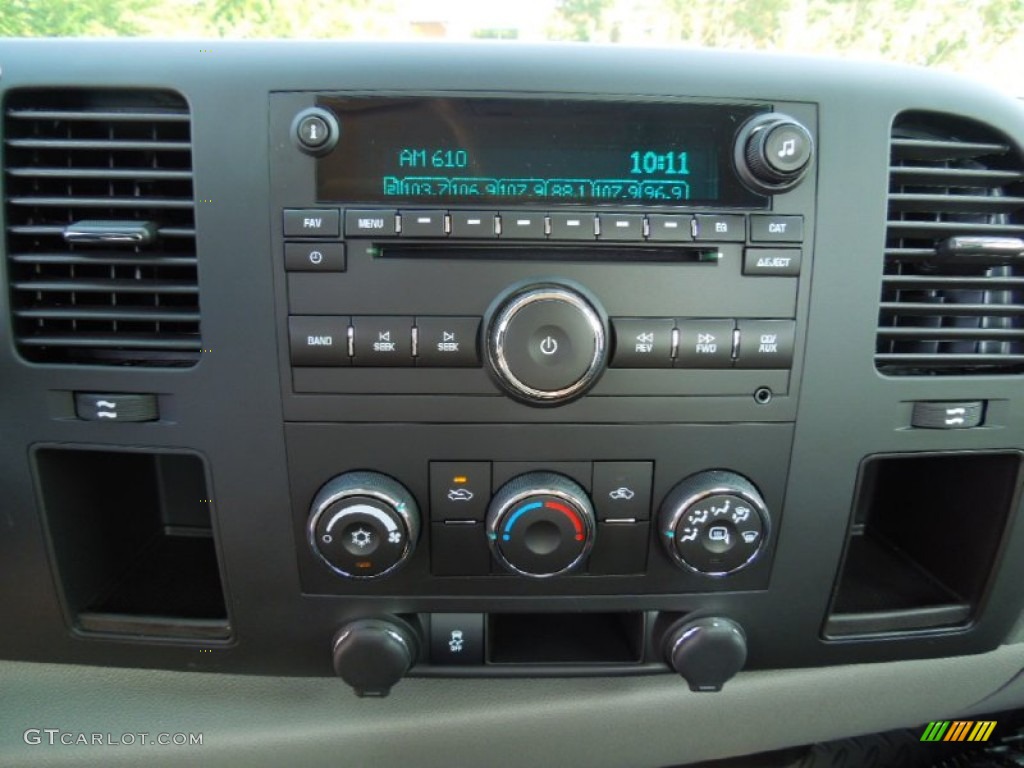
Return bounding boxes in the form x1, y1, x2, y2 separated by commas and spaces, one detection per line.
486, 472, 596, 577
485, 281, 608, 406
308, 471, 420, 579
735, 113, 814, 194
332, 618, 418, 697
658, 470, 769, 576
664, 616, 747, 692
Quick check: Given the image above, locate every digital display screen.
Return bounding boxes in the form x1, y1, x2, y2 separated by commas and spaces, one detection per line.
317, 97, 768, 208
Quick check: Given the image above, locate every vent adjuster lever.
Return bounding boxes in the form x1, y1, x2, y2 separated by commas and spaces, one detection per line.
63, 220, 157, 246
938, 236, 1024, 262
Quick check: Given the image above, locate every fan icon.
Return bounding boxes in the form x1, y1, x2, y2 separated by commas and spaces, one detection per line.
350, 528, 373, 548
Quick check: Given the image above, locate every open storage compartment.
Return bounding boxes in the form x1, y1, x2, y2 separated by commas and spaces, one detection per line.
487, 612, 644, 664
825, 451, 1022, 637
35, 446, 230, 640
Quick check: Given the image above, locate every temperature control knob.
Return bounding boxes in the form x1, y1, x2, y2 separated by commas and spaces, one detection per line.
735, 113, 814, 194
486, 472, 596, 577
658, 470, 769, 575
308, 471, 420, 579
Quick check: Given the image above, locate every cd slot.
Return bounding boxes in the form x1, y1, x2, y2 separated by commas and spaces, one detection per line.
377, 244, 722, 264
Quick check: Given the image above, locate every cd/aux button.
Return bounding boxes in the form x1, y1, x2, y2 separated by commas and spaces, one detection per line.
736, 320, 795, 368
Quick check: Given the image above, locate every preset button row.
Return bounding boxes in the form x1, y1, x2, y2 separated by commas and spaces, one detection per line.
289, 316, 480, 367
337, 208, 803, 244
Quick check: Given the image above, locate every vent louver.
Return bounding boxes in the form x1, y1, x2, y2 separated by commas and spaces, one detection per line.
3, 89, 200, 366
876, 111, 1024, 375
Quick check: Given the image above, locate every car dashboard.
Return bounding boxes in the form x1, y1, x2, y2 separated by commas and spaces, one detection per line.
2, 40, 1024, 767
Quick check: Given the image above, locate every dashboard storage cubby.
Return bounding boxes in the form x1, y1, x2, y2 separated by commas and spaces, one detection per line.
34, 447, 229, 639
825, 451, 1022, 637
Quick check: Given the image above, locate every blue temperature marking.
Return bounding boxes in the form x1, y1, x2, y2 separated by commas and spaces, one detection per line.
665, 530, 675, 538
504, 501, 543, 536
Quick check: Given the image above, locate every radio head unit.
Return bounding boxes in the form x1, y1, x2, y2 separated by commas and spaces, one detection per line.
314, 97, 771, 208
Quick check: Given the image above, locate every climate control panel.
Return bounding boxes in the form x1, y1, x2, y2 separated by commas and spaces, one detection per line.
304, 460, 772, 587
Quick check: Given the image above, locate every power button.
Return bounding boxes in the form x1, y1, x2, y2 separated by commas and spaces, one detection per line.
487, 283, 608, 405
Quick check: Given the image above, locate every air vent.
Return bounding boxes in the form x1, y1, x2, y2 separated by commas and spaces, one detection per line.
3, 89, 200, 366
876, 111, 1024, 375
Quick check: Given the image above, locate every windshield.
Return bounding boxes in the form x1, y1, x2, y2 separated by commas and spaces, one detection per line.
2, 0, 1022, 95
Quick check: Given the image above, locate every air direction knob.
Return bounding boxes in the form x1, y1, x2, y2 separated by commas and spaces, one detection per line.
658, 470, 769, 575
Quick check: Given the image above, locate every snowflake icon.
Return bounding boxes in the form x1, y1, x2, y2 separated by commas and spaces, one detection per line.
350, 528, 373, 548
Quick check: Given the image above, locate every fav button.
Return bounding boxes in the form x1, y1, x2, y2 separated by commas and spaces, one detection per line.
283, 208, 340, 238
